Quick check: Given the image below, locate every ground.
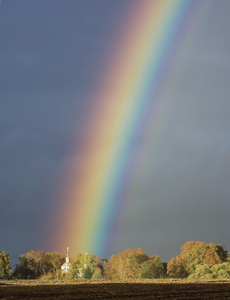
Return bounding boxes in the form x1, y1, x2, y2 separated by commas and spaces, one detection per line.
0, 279, 230, 299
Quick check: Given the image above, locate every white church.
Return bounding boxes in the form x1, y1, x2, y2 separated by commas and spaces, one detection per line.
61, 247, 88, 277
61, 247, 71, 272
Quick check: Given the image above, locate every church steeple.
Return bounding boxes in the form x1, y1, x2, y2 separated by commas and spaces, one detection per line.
66, 247, 70, 263
61, 246, 71, 272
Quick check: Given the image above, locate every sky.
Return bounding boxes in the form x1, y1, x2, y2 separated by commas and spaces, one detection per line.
1, 0, 230, 268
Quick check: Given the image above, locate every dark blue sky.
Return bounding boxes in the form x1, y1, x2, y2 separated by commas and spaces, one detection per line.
1, 0, 230, 268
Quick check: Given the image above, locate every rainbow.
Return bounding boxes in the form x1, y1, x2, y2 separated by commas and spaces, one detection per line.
52, 0, 211, 258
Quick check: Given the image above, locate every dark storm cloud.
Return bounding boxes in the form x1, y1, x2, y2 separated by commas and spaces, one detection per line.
0, 0, 132, 266
1, 0, 230, 267
113, 12, 230, 258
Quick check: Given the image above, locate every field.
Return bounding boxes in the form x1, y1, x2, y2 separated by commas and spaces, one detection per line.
0, 279, 230, 299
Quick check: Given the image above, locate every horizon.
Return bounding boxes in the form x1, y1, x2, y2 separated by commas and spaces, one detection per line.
5, 239, 230, 270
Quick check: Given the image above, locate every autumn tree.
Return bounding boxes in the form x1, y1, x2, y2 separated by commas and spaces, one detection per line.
14, 250, 44, 279
105, 248, 164, 280
0, 250, 12, 279
13, 250, 65, 279
167, 241, 228, 278
105, 248, 147, 280
167, 256, 188, 278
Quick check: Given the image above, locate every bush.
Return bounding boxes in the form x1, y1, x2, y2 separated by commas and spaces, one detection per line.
189, 262, 230, 279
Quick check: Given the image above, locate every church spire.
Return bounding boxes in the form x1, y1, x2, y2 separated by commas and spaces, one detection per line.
66, 247, 70, 263
61, 246, 71, 272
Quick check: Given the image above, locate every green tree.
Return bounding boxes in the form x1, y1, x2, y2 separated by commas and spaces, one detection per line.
14, 254, 32, 279
100, 257, 108, 277
139, 255, 164, 279
91, 267, 103, 280
189, 262, 230, 279
43, 252, 65, 278
0, 250, 12, 279
162, 262, 168, 278
69, 252, 101, 279
14, 250, 43, 279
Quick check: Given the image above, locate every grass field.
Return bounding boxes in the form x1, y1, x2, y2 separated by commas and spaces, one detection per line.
0, 279, 230, 299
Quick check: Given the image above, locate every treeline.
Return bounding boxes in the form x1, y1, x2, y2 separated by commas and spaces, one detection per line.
1, 241, 230, 280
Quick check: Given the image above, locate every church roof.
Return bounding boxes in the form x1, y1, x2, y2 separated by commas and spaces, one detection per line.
62, 261, 71, 267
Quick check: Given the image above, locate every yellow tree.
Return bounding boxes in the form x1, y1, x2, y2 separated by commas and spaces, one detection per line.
106, 248, 149, 280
